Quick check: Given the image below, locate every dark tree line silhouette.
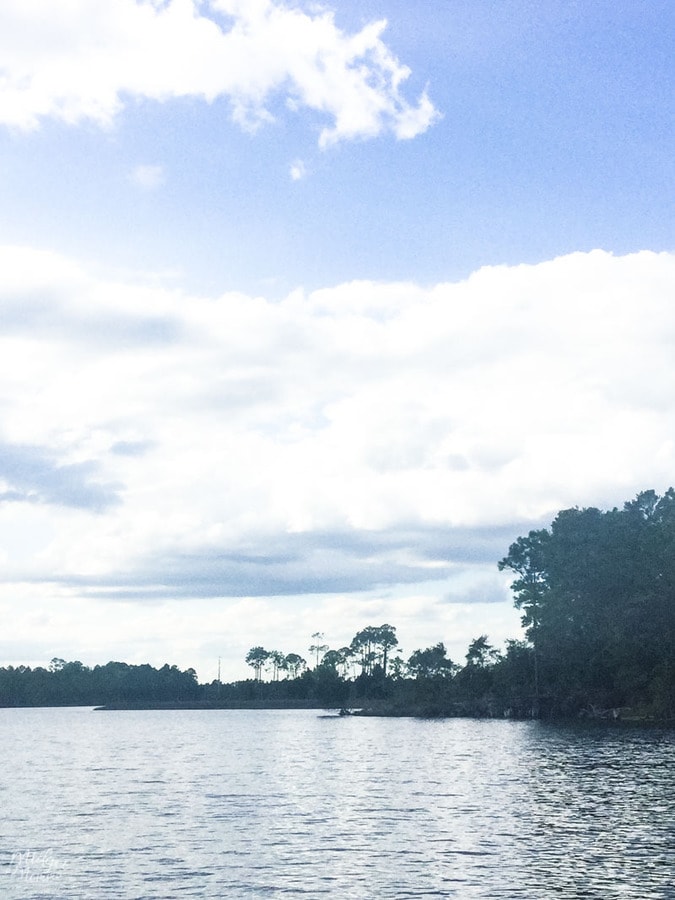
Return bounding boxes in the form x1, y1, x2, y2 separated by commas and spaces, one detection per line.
0, 659, 201, 708
498, 488, 675, 719
2, 490, 674, 719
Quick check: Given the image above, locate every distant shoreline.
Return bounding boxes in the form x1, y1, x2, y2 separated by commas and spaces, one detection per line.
93, 700, 328, 711
90, 701, 675, 725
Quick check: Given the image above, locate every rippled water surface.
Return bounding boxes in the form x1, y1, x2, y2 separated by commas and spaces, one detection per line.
1, 708, 674, 898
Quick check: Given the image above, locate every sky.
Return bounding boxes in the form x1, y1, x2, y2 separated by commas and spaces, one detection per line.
0, 0, 673, 682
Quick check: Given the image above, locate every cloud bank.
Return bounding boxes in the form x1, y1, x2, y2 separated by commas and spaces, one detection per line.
0, 0, 437, 145
0, 245, 673, 610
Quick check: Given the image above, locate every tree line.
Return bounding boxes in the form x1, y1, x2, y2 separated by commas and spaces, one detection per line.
0, 659, 201, 708
204, 488, 675, 719
226, 625, 526, 716
244, 625, 401, 681
1, 489, 673, 718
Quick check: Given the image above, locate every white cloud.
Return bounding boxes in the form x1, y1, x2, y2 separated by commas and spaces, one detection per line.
0, 0, 438, 145
1, 245, 674, 676
290, 159, 306, 181
1, 246, 674, 543
129, 164, 165, 190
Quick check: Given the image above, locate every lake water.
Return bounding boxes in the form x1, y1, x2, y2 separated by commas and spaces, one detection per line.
0, 708, 673, 899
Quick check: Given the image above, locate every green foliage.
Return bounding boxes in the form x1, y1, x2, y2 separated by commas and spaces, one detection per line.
350, 624, 399, 676
284, 653, 306, 678
245, 647, 269, 681
308, 633, 328, 667
5, 492, 674, 720
0, 660, 200, 707
407, 643, 455, 679
499, 489, 675, 717
465, 635, 499, 667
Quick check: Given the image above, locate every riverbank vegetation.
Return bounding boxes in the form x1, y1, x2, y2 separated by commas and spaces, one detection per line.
497, 488, 675, 720
1, 490, 673, 720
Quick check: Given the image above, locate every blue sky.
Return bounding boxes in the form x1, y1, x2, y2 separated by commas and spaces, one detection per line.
0, 0, 673, 679
2, 0, 672, 293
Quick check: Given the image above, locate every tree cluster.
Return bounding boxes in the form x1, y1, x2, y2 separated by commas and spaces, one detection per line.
231, 625, 532, 717
2, 489, 673, 719
233, 489, 675, 719
244, 625, 401, 682
498, 489, 675, 718
0, 659, 200, 707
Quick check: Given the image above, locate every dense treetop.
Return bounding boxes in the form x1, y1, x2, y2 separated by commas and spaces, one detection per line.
498, 488, 675, 717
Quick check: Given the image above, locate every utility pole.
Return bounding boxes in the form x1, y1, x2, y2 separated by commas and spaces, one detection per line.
217, 656, 221, 684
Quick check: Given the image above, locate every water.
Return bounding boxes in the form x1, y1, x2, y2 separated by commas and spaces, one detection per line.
1, 708, 673, 899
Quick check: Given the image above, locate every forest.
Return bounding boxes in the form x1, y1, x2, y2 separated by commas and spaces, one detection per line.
1, 489, 673, 720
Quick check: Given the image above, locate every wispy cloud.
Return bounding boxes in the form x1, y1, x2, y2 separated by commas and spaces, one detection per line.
129, 164, 165, 190
0, 0, 438, 146
0, 442, 121, 512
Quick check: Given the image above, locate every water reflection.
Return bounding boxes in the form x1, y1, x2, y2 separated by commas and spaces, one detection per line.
0, 709, 673, 898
